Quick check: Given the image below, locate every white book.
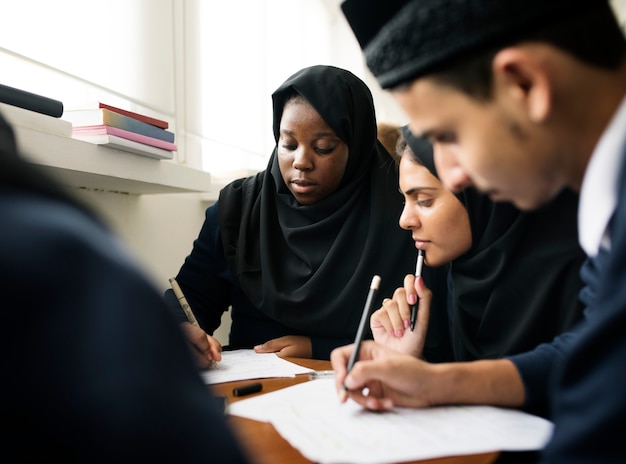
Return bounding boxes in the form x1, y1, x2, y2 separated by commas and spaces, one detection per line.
72, 133, 174, 160
0, 102, 72, 138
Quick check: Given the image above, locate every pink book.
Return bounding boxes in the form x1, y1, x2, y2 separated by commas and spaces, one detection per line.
72, 125, 177, 151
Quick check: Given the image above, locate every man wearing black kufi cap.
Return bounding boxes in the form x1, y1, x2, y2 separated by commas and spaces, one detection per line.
332, 1, 626, 462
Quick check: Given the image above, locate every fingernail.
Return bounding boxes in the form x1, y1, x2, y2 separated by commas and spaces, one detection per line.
417, 277, 425, 289
395, 330, 404, 338
408, 294, 417, 305
403, 319, 409, 329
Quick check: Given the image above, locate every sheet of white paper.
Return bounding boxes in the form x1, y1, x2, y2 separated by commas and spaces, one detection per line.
229, 379, 554, 464
201, 349, 313, 384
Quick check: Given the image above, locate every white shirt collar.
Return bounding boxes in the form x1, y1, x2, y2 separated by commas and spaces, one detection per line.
578, 95, 626, 257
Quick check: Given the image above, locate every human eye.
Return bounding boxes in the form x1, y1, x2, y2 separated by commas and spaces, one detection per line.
415, 192, 434, 207
417, 198, 433, 207
315, 146, 335, 155
280, 137, 297, 151
424, 130, 456, 145
313, 134, 343, 155
314, 142, 337, 155
433, 132, 456, 144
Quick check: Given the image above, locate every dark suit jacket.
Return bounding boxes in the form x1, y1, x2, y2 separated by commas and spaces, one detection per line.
541, 144, 626, 463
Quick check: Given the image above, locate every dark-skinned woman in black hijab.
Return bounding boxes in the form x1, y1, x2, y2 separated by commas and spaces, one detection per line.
164, 65, 414, 364
369, 126, 586, 417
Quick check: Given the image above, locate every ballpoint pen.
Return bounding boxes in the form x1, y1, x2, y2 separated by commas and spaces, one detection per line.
308, 370, 335, 380
169, 277, 199, 326
410, 249, 425, 332
169, 277, 217, 368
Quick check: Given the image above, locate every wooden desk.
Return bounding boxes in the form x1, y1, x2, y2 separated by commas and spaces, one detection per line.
211, 357, 500, 464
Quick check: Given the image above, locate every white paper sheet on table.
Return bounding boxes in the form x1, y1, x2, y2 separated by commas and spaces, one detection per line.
200, 349, 313, 384
228, 379, 554, 464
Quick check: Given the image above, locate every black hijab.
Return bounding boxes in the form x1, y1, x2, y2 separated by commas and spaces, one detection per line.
401, 126, 586, 361
217, 65, 414, 337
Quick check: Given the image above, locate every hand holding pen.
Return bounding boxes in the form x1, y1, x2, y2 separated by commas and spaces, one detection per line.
170, 277, 221, 368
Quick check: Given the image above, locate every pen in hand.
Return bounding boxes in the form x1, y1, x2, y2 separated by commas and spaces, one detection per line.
410, 249, 425, 332
169, 277, 199, 326
341, 275, 381, 399
169, 277, 217, 368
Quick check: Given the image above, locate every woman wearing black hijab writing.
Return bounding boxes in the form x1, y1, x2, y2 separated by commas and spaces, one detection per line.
165, 65, 414, 363
374, 127, 586, 370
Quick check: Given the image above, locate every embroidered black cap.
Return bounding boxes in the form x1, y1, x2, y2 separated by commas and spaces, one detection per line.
341, 0, 608, 89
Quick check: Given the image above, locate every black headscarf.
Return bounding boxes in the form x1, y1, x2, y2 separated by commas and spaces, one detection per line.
217, 65, 413, 337
401, 126, 586, 360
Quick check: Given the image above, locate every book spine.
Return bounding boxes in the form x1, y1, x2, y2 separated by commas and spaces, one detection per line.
99, 102, 168, 129
74, 133, 174, 160
73, 125, 177, 151
0, 84, 63, 118
102, 111, 175, 142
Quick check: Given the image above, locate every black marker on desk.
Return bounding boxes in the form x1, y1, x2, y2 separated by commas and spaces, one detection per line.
410, 250, 425, 332
233, 382, 263, 397
341, 275, 381, 397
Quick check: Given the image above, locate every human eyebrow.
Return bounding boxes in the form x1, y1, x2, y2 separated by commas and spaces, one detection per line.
314, 131, 338, 138
403, 186, 438, 196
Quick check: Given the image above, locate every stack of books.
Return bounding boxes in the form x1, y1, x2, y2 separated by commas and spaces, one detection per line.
63, 102, 176, 160
0, 83, 71, 137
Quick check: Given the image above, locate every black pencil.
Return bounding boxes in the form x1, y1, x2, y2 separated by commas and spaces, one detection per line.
410, 250, 425, 332
342, 275, 381, 392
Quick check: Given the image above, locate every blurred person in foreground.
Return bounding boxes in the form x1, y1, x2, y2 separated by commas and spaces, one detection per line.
0, 112, 249, 463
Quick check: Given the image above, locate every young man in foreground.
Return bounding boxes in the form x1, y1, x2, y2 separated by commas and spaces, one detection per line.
333, 1, 626, 462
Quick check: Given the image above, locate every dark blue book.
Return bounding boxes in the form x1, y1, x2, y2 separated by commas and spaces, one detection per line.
0, 83, 63, 118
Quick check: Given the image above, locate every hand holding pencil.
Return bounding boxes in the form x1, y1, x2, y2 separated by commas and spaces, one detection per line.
410, 249, 425, 331
331, 340, 436, 411
368, 258, 433, 358
339, 275, 381, 402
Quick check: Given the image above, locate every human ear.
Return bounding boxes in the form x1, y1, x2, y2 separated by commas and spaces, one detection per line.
492, 47, 552, 123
